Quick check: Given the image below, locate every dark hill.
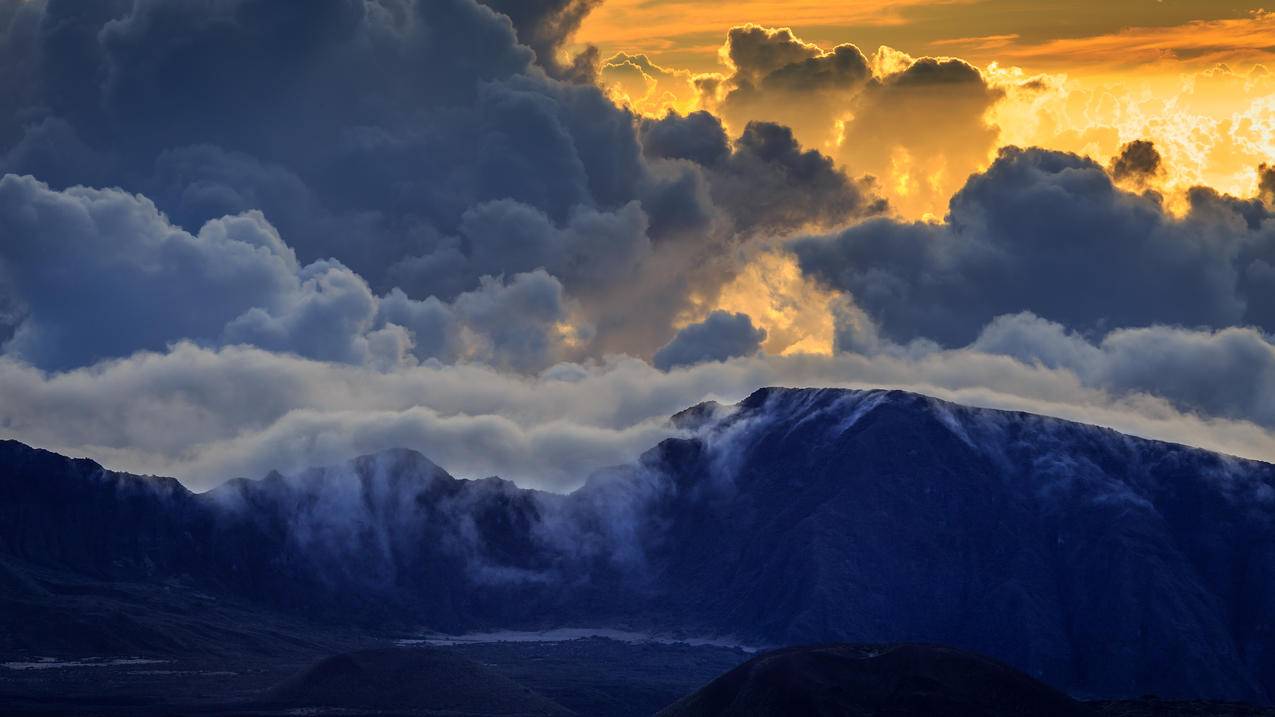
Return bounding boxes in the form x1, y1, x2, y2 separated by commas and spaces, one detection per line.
655, 643, 1085, 717
263, 647, 571, 715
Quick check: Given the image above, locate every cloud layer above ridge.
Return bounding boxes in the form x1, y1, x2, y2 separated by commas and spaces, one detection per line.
1, 0, 1274, 490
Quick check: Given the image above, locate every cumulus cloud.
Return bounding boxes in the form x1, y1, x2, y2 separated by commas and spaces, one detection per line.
837, 55, 1003, 217
699, 25, 1003, 217
0, 175, 585, 372
1261, 163, 1275, 205
640, 113, 885, 234
599, 52, 701, 115
479, 0, 603, 82
1109, 139, 1164, 185
653, 311, 767, 370
458, 199, 651, 295
716, 26, 872, 145
0, 174, 304, 369
793, 146, 1275, 347
640, 110, 732, 166
0, 0, 759, 363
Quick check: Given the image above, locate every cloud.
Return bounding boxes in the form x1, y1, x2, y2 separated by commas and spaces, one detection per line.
838, 54, 1004, 217
653, 311, 767, 370
599, 52, 701, 115
0, 0, 759, 363
640, 114, 885, 234
986, 62, 1275, 203
720, 25, 824, 84
1109, 139, 1164, 184
714, 25, 871, 146
221, 259, 389, 366
793, 146, 1275, 347
448, 270, 577, 372
1261, 163, 1275, 205
640, 110, 732, 166
0, 175, 588, 373
2, 0, 1275, 494
699, 26, 1003, 218
458, 199, 652, 295
7, 334, 1275, 493
479, 0, 604, 82
0, 174, 303, 370
969, 312, 1275, 429
972, 10, 1275, 69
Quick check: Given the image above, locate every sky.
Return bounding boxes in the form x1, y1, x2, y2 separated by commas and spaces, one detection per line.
0, 0, 1274, 491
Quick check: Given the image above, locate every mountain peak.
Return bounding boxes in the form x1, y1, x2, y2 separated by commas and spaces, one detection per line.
3, 392, 1275, 703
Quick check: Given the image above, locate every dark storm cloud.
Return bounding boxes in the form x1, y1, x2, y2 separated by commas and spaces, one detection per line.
0, 174, 308, 370
714, 121, 887, 233
640, 113, 885, 234
1109, 140, 1163, 183
0, 174, 585, 372
1260, 164, 1275, 205
478, 0, 603, 82
793, 147, 1275, 347
716, 26, 872, 146
640, 110, 732, 167
719, 25, 827, 85
0, 0, 781, 371
652, 311, 766, 371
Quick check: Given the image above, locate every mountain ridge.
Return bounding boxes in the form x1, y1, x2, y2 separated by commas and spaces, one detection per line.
1, 387, 1273, 703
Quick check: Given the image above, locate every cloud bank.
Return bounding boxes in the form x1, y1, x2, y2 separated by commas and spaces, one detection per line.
0, 0, 1273, 492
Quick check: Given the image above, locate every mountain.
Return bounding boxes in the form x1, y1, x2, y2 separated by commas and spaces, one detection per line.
263, 647, 571, 715
655, 643, 1085, 717
1, 387, 1273, 705
639, 388, 1275, 703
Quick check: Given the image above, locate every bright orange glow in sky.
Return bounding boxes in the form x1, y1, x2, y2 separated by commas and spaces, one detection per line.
578, 0, 1275, 354
580, 1, 1275, 204
578, 1, 1275, 74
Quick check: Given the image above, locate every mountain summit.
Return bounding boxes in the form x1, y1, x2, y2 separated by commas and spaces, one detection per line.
1, 388, 1273, 703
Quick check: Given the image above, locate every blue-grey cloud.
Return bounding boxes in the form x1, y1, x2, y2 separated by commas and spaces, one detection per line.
0, 174, 306, 370
1, 0, 826, 370
478, 0, 603, 82
969, 312, 1275, 430
640, 113, 885, 233
640, 110, 732, 167
0, 175, 580, 372
794, 147, 1275, 347
653, 311, 767, 370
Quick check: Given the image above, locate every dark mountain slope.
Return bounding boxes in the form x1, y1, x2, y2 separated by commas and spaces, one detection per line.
656, 643, 1085, 717
263, 647, 572, 715
638, 389, 1275, 701
1, 387, 1274, 703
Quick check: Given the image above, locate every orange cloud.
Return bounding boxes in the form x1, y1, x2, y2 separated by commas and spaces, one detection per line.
980, 11, 1275, 70
577, 0, 970, 65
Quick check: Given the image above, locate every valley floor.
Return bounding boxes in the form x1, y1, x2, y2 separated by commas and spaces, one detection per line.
2, 635, 1273, 717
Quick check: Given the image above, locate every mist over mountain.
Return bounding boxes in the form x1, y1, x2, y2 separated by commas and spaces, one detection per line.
2, 387, 1273, 705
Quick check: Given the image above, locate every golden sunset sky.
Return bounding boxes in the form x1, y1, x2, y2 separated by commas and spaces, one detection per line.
577, 0, 1275, 212
578, 1, 1275, 73
570, 1, 1275, 354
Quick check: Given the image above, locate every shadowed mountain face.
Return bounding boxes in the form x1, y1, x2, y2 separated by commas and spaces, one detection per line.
655, 643, 1085, 717
1, 387, 1273, 704
264, 647, 572, 715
